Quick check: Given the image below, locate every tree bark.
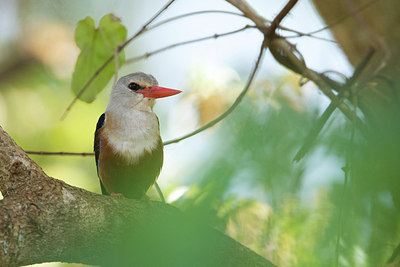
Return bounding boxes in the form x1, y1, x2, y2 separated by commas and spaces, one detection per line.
0, 126, 273, 266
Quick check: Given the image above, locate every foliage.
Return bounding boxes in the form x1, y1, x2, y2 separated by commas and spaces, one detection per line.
71, 14, 127, 102
172, 78, 400, 266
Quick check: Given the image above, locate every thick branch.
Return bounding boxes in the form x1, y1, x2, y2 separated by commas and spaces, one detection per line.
225, 0, 268, 31
226, 0, 367, 135
0, 126, 273, 266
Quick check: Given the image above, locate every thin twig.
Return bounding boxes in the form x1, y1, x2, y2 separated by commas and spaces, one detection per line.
293, 48, 375, 162
335, 129, 353, 266
153, 8, 336, 44
283, 33, 337, 43
335, 159, 350, 266
164, 40, 266, 146
156, 8, 335, 44
126, 25, 255, 64
225, 0, 309, 42
149, 8, 337, 47
154, 182, 166, 203
147, 10, 245, 30
307, 0, 382, 35
293, 94, 347, 162
320, 70, 348, 84
61, 0, 176, 120
225, 0, 268, 32
336, 80, 358, 267
304, 69, 367, 133
266, 0, 298, 38
25, 151, 94, 156
113, 48, 119, 87
61, 56, 114, 120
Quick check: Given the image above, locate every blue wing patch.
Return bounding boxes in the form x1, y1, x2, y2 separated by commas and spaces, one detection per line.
94, 113, 106, 176
96, 113, 106, 130
94, 113, 109, 195
97, 139, 102, 175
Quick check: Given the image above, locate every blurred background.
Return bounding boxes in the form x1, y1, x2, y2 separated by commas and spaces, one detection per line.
0, 0, 399, 266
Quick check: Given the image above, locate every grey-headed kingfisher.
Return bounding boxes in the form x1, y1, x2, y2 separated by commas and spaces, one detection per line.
94, 72, 181, 199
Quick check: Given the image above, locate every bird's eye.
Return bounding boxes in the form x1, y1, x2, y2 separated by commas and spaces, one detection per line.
128, 82, 141, 91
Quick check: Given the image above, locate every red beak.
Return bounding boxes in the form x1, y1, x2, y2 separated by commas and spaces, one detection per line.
138, 86, 182, 98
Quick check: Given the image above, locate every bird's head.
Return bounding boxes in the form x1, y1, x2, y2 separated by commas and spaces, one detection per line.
107, 72, 181, 112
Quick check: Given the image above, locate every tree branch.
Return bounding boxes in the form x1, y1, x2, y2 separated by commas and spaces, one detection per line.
0, 126, 273, 266
266, 0, 298, 38
225, 0, 268, 32
225, 0, 368, 136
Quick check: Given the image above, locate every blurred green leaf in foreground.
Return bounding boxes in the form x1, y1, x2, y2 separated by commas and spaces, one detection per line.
71, 14, 127, 102
170, 74, 400, 266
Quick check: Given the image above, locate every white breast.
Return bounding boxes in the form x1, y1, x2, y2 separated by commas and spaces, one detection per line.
103, 109, 161, 163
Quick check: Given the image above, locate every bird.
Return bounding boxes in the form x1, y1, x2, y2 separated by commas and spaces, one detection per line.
94, 72, 181, 199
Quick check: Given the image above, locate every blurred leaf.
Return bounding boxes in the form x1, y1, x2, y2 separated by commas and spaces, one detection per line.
71, 14, 127, 102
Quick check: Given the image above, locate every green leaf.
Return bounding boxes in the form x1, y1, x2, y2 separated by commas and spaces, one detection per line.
71, 14, 127, 103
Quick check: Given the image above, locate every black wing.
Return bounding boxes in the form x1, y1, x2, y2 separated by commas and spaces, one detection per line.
94, 113, 109, 195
